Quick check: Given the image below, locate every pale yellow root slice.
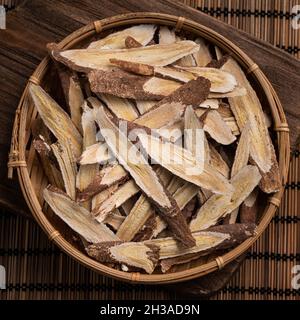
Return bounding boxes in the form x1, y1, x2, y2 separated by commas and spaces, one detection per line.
98, 94, 138, 121
52, 41, 200, 72
156, 120, 184, 143
44, 187, 119, 243
159, 26, 176, 44
223, 117, 241, 136
65, 73, 84, 134
88, 24, 157, 49
203, 110, 237, 145
29, 84, 82, 158
184, 105, 209, 164
190, 165, 262, 232
102, 211, 126, 231
135, 100, 156, 115
93, 104, 195, 247
231, 122, 251, 178
138, 133, 233, 195
51, 142, 77, 200
175, 66, 237, 93
91, 184, 119, 212
208, 86, 247, 99
193, 38, 212, 67
142, 77, 182, 97
154, 66, 196, 83
209, 144, 230, 178
145, 230, 230, 259
92, 180, 140, 222
79, 142, 113, 165
134, 102, 186, 129
221, 57, 273, 174
87, 242, 159, 274
76, 104, 98, 209
199, 99, 219, 109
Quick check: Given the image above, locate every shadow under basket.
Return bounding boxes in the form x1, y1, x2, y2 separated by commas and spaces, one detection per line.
8, 12, 290, 284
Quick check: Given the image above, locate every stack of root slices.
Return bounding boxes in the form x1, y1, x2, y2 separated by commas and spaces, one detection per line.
30, 24, 280, 274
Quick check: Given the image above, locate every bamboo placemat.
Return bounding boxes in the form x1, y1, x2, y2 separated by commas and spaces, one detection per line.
0, 0, 299, 300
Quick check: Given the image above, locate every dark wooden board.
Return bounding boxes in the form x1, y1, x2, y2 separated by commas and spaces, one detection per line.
0, 0, 299, 298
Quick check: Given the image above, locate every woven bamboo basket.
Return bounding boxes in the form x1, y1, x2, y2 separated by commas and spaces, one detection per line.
8, 12, 290, 284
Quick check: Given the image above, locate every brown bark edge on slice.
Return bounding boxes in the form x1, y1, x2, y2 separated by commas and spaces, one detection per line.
160, 223, 254, 272
125, 36, 143, 48
110, 58, 154, 76
86, 241, 159, 274
93, 104, 195, 248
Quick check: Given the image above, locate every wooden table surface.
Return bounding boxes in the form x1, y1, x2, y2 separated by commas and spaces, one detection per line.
0, 0, 299, 297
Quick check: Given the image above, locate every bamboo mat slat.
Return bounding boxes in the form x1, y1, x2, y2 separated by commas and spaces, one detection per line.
0, 0, 299, 300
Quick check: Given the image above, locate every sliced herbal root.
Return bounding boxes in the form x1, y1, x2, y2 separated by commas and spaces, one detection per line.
103, 211, 126, 231
146, 223, 256, 260
93, 104, 195, 247
77, 164, 128, 202
231, 123, 251, 177
91, 184, 119, 212
159, 223, 255, 271
29, 84, 82, 158
76, 104, 98, 208
86, 241, 159, 274
79, 142, 113, 165
110, 58, 154, 76
44, 186, 118, 243
175, 67, 237, 93
51, 142, 77, 200
33, 136, 64, 190
89, 69, 180, 101
199, 99, 219, 109
193, 38, 212, 67
159, 26, 176, 44
208, 86, 247, 99
125, 36, 143, 48
57, 67, 84, 134
138, 133, 233, 195
240, 189, 259, 224
51, 41, 200, 72
184, 105, 209, 164
88, 24, 157, 49
154, 66, 196, 82
190, 165, 261, 232
99, 93, 138, 121
222, 57, 273, 174
92, 180, 140, 222
203, 110, 236, 145
209, 144, 230, 178
135, 100, 156, 115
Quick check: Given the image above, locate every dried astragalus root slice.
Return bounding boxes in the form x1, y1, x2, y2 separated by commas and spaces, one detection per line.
44, 186, 118, 243
51, 41, 200, 72
77, 164, 128, 202
76, 104, 98, 208
159, 223, 256, 272
88, 24, 157, 49
93, 104, 195, 247
89, 69, 180, 101
135, 100, 156, 115
137, 133, 233, 195
159, 26, 176, 44
175, 67, 237, 93
51, 141, 77, 201
86, 241, 159, 274
240, 189, 259, 224
190, 165, 261, 232
199, 99, 219, 109
209, 144, 230, 178
79, 142, 113, 165
202, 110, 237, 145
29, 84, 82, 158
98, 93, 138, 121
109, 58, 155, 76
208, 86, 247, 99
146, 223, 256, 260
193, 38, 212, 67
57, 67, 84, 134
92, 180, 140, 222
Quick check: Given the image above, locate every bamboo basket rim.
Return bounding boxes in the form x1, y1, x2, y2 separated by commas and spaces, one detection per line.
8, 12, 290, 284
